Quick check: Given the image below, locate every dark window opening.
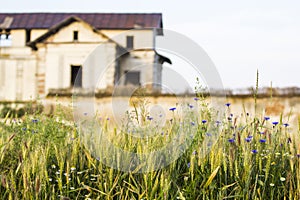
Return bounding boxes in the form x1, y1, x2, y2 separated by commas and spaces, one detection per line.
71, 65, 82, 87
126, 36, 134, 49
125, 71, 140, 86
25, 29, 31, 43
73, 31, 78, 41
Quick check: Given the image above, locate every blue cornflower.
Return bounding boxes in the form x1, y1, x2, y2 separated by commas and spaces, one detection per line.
22, 127, 27, 131
272, 122, 279, 125
225, 103, 231, 107
259, 131, 265, 134
32, 119, 38, 123
188, 104, 194, 109
187, 162, 191, 168
206, 133, 212, 137
251, 149, 258, 154
202, 120, 207, 124
169, 107, 176, 111
190, 122, 195, 126
245, 137, 252, 142
259, 139, 267, 143
264, 116, 270, 121
228, 138, 235, 143
283, 123, 289, 127
194, 97, 199, 101
147, 116, 153, 120
192, 150, 196, 155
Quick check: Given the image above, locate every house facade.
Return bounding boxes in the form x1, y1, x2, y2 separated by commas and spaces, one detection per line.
0, 13, 171, 101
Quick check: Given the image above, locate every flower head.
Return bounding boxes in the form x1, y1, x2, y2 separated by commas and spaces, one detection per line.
225, 103, 231, 107
259, 139, 267, 143
283, 123, 289, 127
245, 137, 252, 143
251, 149, 258, 154
228, 138, 235, 143
194, 97, 199, 101
272, 121, 279, 125
202, 120, 207, 124
264, 116, 270, 121
169, 107, 176, 111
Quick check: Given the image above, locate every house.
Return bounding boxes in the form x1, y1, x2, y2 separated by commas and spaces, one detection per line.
0, 13, 171, 101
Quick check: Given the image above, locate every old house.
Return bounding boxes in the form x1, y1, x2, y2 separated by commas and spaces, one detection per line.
0, 13, 171, 101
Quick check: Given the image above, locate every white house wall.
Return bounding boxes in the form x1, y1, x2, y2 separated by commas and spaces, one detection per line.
102, 29, 155, 50
31, 29, 48, 41
38, 21, 118, 93
0, 58, 36, 101
119, 51, 156, 87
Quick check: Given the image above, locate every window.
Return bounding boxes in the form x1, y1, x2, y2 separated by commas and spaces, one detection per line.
25, 29, 31, 43
73, 31, 78, 41
126, 36, 134, 49
0, 29, 11, 47
71, 65, 82, 87
125, 71, 140, 86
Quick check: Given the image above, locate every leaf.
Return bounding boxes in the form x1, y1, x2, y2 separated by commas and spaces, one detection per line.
204, 166, 220, 188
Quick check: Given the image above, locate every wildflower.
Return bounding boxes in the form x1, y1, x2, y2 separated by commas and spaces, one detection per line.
245, 137, 252, 142
283, 123, 289, 127
51, 164, 56, 169
228, 138, 235, 143
259, 139, 267, 143
187, 162, 191, 168
147, 116, 153, 120
225, 103, 231, 107
106, 117, 110, 120
71, 167, 76, 171
32, 119, 38, 123
215, 120, 221, 125
96, 157, 100, 161
70, 187, 75, 190
194, 97, 199, 101
251, 149, 258, 154
190, 122, 195, 126
259, 131, 265, 135
22, 127, 27, 131
49, 178, 52, 181
202, 120, 207, 124
192, 150, 196, 155
206, 133, 212, 137
264, 116, 270, 121
270, 183, 275, 187
169, 107, 176, 111
280, 177, 286, 182
272, 122, 279, 125
188, 104, 194, 109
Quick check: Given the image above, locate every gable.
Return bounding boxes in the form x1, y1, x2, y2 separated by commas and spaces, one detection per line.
46, 21, 108, 43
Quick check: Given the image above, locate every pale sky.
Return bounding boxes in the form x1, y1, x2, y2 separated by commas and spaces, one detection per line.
2, 0, 300, 90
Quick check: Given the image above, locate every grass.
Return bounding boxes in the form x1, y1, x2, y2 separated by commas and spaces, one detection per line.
0, 95, 300, 200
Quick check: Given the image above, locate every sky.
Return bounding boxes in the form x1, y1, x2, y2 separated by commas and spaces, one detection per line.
2, 0, 300, 91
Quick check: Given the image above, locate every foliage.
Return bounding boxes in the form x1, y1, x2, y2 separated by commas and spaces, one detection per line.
0, 97, 299, 200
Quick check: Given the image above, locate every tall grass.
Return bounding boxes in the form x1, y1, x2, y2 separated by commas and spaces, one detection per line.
0, 96, 300, 199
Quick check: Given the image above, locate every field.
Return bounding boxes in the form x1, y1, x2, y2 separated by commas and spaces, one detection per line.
1, 94, 300, 199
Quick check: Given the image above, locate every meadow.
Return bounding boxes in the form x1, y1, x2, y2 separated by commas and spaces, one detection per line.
0, 94, 300, 200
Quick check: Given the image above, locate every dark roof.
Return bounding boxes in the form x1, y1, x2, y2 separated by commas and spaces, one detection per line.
0, 13, 163, 30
